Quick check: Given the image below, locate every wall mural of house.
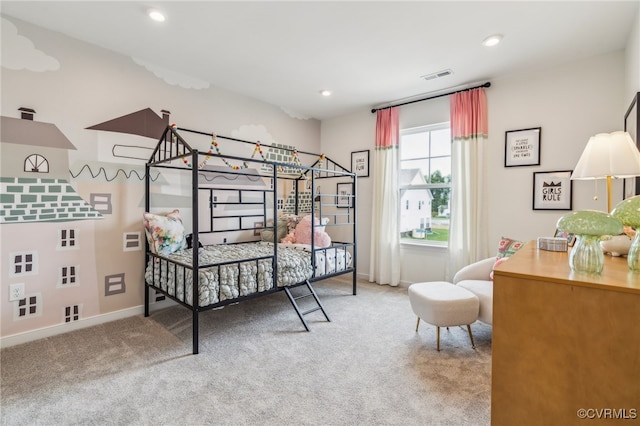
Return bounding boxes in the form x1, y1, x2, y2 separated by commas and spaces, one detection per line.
0, 108, 103, 337
1, 17, 323, 346
76, 108, 177, 312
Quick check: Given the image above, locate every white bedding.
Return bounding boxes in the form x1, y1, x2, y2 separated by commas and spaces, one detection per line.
273, 242, 352, 276
145, 242, 352, 307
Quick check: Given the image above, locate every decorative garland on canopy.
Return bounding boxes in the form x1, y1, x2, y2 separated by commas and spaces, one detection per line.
177, 128, 326, 179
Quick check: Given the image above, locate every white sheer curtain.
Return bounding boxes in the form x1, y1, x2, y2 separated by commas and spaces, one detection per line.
369, 107, 401, 286
446, 88, 490, 279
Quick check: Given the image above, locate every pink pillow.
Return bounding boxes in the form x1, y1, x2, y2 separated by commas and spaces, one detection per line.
285, 215, 332, 248
496, 237, 524, 258
490, 257, 510, 280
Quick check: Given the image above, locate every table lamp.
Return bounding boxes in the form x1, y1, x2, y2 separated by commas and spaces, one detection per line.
571, 131, 640, 212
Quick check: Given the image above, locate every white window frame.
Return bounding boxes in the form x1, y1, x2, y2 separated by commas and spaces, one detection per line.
399, 122, 452, 248
64, 304, 81, 322
58, 265, 79, 288
58, 228, 79, 251
123, 232, 141, 252
14, 293, 42, 320
9, 251, 38, 277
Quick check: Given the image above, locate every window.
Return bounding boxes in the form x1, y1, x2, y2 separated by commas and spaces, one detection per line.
399, 123, 451, 246
24, 154, 49, 173
58, 266, 79, 287
15, 294, 41, 320
10, 251, 38, 276
123, 232, 141, 252
58, 229, 78, 250
64, 305, 80, 322
105, 273, 126, 296
90, 193, 112, 214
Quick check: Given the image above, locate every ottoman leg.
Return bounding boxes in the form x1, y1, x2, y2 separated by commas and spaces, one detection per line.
467, 324, 476, 349
415, 317, 421, 332
436, 326, 441, 351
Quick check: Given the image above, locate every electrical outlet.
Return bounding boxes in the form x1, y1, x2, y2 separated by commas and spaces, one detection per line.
9, 283, 25, 302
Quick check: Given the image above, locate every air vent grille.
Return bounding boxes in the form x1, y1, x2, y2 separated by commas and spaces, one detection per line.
421, 69, 453, 81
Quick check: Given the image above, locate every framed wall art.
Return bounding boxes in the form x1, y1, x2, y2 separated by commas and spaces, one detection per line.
623, 92, 639, 199
351, 150, 370, 177
533, 170, 573, 210
336, 182, 353, 208
505, 127, 541, 167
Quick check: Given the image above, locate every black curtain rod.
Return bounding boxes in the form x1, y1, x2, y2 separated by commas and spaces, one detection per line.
370, 81, 491, 114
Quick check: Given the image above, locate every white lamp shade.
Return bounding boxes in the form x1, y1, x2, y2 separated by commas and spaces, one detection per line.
571, 131, 640, 180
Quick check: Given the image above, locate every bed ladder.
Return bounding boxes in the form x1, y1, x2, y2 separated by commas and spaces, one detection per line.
284, 280, 331, 331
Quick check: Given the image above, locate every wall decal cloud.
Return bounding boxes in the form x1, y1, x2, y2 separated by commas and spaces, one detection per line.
1, 18, 60, 71
132, 57, 210, 90
280, 107, 310, 120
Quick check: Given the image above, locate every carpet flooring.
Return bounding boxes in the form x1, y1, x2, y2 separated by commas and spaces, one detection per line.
1, 278, 492, 425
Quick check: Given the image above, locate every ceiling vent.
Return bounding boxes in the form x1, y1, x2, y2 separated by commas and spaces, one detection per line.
421, 69, 453, 81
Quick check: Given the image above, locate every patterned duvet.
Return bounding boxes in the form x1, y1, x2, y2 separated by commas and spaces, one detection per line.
145, 242, 351, 307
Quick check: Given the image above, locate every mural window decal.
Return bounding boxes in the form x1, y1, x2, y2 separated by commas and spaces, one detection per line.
59, 229, 78, 249
90, 193, 112, 214
16, 294, 41, 320
11, 251, 38, 276
24, 154, 49, 173
64, 305, 80, 322
123, 232, 141, 251
59, 266, 78, 287
105, 273, 126, 296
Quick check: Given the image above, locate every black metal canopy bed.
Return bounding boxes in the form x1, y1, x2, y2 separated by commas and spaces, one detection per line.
144, 125, 357, 354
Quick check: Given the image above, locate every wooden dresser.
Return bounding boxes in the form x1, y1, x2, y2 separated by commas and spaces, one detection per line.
491, 241, 640, 425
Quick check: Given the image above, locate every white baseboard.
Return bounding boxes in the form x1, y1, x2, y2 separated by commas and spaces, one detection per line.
0, 299, 175, 349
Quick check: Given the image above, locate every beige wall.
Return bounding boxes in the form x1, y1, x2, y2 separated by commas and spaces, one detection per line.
322, 50, 628, 286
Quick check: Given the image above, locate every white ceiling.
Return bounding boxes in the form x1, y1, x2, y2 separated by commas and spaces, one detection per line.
2, 1, 638, 120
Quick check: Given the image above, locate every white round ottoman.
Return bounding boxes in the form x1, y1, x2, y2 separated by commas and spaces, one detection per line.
408, 281, 479, 351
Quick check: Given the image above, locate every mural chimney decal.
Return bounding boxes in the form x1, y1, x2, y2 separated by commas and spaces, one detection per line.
19, 107, 36, 120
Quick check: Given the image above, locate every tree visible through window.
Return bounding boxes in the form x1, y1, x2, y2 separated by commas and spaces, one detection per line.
399, 123, 451, 246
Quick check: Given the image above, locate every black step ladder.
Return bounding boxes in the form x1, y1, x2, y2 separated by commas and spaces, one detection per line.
284, 280, 331, 331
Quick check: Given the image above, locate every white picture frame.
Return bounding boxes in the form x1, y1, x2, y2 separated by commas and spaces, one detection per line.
336, 182, 353, 208
505, 127, 541, 167
533, 170, 573, 210
351, 150, 369, 178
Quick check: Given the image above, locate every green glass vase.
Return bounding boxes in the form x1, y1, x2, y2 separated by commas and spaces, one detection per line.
628, 232, 640, 272
569, 234, 604, 274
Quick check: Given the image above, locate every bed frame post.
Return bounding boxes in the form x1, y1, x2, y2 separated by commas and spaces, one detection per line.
352, 174, 357, 296
192, 149, 200, 355
144, 162, 151, 316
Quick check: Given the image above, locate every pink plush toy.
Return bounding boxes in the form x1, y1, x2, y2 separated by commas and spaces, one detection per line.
281, 215, 331, 247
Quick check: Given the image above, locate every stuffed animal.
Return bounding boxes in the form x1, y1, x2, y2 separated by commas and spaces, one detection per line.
281, 215, 331, 248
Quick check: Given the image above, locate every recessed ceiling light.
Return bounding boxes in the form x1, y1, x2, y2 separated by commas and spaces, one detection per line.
319, 90, 332, 97
482, 34, 503, 47
148, 9, 166, 22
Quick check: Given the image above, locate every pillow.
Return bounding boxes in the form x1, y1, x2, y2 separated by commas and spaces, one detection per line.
143, 209, 186, 256
491, 237, 524, 280
291, 215, 332, 248
281, 214, 303, 234
490, 256, 510, 280
260, 218, 288, 243
496, 237, 524, 259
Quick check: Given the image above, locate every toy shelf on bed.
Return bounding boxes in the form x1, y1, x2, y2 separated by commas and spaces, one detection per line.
144, 125, 357, 354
